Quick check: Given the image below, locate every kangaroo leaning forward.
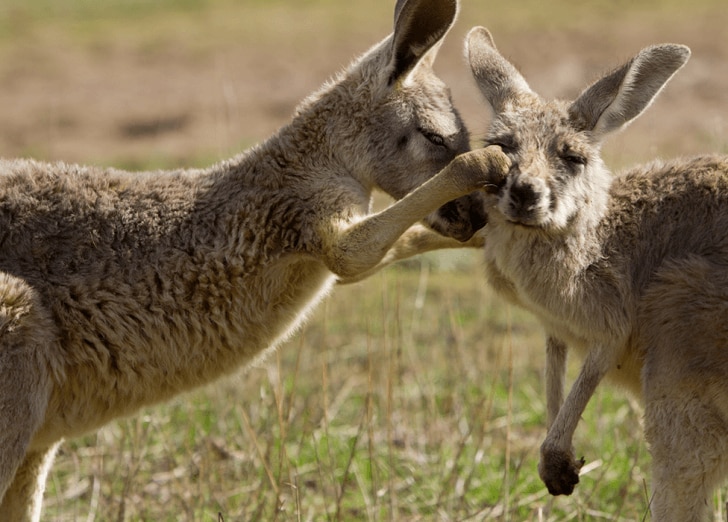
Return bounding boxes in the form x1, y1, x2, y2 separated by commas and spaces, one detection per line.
0, 1, 512, 518
467, 27, 728, 521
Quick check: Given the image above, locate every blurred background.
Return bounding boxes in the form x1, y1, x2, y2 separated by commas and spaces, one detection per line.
1, 0, 725, 169
0, 1, 726, 521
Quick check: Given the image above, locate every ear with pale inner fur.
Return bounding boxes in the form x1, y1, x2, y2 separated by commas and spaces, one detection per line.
389, 0, 458, 85
465, 26, 534, 112
569, 44, 691, 139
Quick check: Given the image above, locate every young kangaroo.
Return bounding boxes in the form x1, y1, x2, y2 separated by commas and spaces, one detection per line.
0, 1, 511, 519
466, 27, 728, 521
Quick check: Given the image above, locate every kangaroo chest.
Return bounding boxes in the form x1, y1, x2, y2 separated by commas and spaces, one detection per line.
34, 255, 335, 447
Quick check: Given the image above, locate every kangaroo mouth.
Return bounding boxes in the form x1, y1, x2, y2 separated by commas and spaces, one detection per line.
506, 217, 537, 228
496, 207, 545, 230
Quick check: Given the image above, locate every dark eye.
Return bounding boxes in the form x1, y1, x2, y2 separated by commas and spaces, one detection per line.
487, 136, 517, 154
562, 152, 587, 167
418, 128, 447, 147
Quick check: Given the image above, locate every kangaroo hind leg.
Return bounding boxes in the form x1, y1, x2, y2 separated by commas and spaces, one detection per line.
0, 274, 58, 521
644, 385, 728, 522
640, 257, 728, 522
1, 445, 60, 522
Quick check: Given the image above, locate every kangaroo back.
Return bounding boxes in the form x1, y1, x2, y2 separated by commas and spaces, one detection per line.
0, 2, 516, 520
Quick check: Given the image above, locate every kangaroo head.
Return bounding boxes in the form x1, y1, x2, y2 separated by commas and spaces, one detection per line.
466, 27, 690, 234
314, 0, 486, 241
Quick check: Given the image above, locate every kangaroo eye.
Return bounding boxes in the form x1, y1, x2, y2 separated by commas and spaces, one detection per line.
562, 153, 586, 167
418, 128, 446, 147
487, 136, 517, 154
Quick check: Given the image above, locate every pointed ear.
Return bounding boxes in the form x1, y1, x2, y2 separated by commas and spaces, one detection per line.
389, 0, 458, 85
569, 44, 690, 140
466, 26, 534, 112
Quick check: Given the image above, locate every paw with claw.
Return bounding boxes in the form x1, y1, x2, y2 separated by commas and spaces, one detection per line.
447, 145, 511, 195
538, 444, 585, 496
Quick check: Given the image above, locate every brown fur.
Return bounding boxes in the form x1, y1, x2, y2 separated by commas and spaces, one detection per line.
467, 26, 728, 521
0, 2, 513, 519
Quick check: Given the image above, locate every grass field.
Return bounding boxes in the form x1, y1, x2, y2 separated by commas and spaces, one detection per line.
1, 1, 727, 520
43, 263, 657, 521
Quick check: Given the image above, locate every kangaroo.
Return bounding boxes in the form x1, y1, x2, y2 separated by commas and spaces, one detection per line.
0, 1, 511, 519
466, 26, 728, 521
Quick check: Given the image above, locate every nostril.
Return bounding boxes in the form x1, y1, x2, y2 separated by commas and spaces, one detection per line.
510, 183, 538, 211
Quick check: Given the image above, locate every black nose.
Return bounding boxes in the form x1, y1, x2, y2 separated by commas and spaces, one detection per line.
509, 182, 538, 212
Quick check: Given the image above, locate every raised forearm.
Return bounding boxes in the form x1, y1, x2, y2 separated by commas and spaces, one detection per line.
322, 147, 508, 279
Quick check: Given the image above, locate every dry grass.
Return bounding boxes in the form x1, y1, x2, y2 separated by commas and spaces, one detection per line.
0, 1, 727, 520
43, 260, 656, 521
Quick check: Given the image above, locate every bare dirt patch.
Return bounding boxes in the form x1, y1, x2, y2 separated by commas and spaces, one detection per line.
0, 1, 726, 171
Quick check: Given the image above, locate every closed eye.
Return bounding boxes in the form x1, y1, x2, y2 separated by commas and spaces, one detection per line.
418, 128, 447, 147
486, 136, 517, 154
562, 152, 587, 167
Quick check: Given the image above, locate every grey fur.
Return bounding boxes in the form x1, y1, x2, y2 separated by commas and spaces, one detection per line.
0, 2, 513, 519
468, 26, 728, 521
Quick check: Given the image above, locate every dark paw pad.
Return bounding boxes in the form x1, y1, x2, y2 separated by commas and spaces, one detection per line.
539, 451, 585, 496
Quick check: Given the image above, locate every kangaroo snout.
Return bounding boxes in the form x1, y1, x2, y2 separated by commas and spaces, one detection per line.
501, 176, 549, 226
509, 181, 539, 214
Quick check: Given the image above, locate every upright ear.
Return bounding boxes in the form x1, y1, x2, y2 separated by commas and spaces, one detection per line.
569, 44, 691, 140
466, 26, 534, 112
389, 0, 458, 85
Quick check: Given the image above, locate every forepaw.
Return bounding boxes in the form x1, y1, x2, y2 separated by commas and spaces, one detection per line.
538, 446, 585, 496
450, 146, 511, 194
